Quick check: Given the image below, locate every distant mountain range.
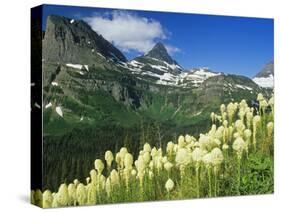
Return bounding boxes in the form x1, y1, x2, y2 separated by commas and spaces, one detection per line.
42, 15, 272, 124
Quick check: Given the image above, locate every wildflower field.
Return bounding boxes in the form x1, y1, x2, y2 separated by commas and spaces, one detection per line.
32, 93, 274, 208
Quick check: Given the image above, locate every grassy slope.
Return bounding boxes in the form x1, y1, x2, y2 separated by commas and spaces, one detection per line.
42, 63, 267, 190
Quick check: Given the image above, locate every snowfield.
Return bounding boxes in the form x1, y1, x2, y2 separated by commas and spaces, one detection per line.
253, 74, 274, 88
66, 63, 83, 69
125, 56, 221, 87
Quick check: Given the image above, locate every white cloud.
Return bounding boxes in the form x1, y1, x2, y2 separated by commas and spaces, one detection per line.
165, 45, 182, 55
84, 11, 175, 53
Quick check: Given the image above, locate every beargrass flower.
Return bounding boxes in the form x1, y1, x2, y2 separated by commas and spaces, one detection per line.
199, 134, 210, 150
143, 143, 151, 152
124, 153, 133, 169
166, 141, 174, 157
223, 120, 228, 127
34, 189, 42, 207
235, 120, 245, 136
94, 159, 104, 175
232, 137, 246, 159
202, 152, 213, 169
119, 147, 128, 157
73, 179, 79, 186
227, 102, 237, 123
185, 134, 192, 144
90, 169, 97, 183
267, 122, 274, 137
87, 183, 97, 205
253, 115, 261, 151
110, 169, 120, 186
105, 150, 114, 169
68, 183, 77, 205
244, 129, 252, 142
175, 148, 192, 167
143, 151, 151, 164
131, 169, 137, 176
192, 148, 204, 164
222, 144, 229, 150
56, 183, 69, 206
151, 147, 158, 157
246, 111, 253, 128
43, 190, 53, 208
210, 148, 224, 167
165, 178, 175, 192
260, 99, 268, 113
210, 112, 216, 123
178, 135, 186, 148
164, 161, 173, 172
257, 93, 264, 101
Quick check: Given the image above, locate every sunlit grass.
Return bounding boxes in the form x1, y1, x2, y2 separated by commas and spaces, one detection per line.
32, 93, 274, 208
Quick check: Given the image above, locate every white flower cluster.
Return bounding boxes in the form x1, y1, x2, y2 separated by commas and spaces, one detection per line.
31, 93, 274, 207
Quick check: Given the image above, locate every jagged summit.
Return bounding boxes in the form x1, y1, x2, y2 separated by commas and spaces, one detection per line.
254, 61, 274, 78
42, 14, 268, 93
43, 15, 127, 64
127, 42, 183, 75
145, 42, 175, 65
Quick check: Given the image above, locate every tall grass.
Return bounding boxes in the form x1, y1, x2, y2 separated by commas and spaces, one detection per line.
32, 93, 274, 208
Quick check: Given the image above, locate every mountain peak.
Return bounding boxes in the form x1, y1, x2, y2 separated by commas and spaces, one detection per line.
129, 42, 183, 75
43, 15, 127, 64
152, 42, 167, 52
254, 61, 274, 78
146, 42, 174, 65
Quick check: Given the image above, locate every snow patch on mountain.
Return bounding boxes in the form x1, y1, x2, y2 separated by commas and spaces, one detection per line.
66, 63, 83, 69
146, 57, 183, 71
236, 84, 253, 91
191, 69, 221, 78
123, 60, 222, 87
253, 74, 274, 88
66, 63, 89, 72
128, 60, 144, 68
97, 52, 106, 59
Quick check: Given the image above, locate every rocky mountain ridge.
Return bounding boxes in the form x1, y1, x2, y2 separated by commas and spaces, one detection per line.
42, 15, 269, 125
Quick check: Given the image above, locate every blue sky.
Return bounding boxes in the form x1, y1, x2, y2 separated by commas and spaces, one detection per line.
41, 4, 274, 77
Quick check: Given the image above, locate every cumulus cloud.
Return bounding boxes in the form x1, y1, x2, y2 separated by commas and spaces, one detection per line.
84, 11, 179, 54
165, 45, 182, 55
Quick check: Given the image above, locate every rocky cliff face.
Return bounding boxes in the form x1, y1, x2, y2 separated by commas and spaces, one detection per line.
43, 15, 127, 64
